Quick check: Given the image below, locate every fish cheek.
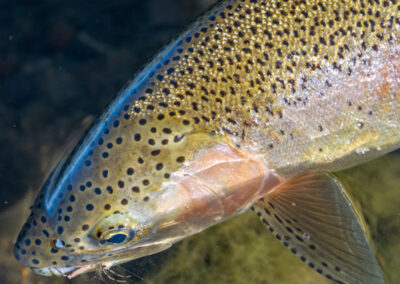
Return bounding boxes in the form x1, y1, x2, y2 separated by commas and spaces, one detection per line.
143, 141, 279, 243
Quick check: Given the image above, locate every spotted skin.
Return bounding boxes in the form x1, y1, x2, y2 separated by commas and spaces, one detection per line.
14, 0, 400, 280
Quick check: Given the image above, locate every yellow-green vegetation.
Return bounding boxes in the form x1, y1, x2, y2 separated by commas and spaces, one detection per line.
139, 153, 399, 284
336, 153, 400, 284
143, 211, 328, 284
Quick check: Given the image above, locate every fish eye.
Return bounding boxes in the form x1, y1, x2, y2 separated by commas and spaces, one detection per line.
98, 226, 136, 247
92, 213, 147, 247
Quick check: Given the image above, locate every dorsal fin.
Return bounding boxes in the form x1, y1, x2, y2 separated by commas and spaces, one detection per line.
252, 172, 384, 284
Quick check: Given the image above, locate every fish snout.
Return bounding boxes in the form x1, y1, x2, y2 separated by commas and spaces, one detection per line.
14, 221, 40, 268
14, 213, 58, 269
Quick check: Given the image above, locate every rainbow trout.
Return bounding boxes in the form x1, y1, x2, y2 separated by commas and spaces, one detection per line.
14, 0, 400, 283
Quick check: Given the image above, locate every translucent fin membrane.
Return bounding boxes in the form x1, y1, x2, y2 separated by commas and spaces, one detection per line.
252, 172, 384, 284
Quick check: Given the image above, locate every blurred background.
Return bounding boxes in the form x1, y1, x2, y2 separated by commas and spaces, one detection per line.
0, 0, 399, 283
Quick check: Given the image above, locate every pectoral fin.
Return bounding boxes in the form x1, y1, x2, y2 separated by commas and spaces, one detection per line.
252, 172, 384, 284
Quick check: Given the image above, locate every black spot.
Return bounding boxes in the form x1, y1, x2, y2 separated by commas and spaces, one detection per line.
32, 259, 40, 265
163, 128, 172, 134
86, 204, 94, 211
42, 230, 49, 238
106, 186, 113, 194
274, 214, 283, 223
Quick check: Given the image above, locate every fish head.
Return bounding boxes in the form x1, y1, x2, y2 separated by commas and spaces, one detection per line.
14, 112, 274, 278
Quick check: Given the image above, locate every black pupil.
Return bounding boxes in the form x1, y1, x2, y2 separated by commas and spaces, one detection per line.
107, 233, 127, 244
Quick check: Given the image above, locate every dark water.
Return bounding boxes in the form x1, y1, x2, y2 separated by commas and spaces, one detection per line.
0, 0, 215, 212
0, 1, 399, 283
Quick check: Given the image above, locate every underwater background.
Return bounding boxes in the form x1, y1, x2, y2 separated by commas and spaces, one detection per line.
0, 0, 399, 283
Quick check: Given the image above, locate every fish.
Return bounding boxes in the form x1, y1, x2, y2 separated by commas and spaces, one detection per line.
14, 0, 400, 283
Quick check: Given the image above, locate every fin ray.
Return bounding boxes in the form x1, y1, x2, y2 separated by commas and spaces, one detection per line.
252, 172, 384, 284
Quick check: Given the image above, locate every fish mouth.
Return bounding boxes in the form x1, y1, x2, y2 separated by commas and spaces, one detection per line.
30, 241, 173, 279
32, 264, 96, 278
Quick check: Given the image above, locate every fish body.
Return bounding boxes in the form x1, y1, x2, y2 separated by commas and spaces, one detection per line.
14, 0, 400, 283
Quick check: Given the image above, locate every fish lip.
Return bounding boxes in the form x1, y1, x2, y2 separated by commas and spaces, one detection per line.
32, 266, 78, 277
31, 265, 95, 278
30, 241, 174, 278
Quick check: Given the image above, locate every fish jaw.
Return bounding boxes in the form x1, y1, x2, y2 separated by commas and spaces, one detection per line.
31, 266, 94, 278
27, 240, 174, 278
